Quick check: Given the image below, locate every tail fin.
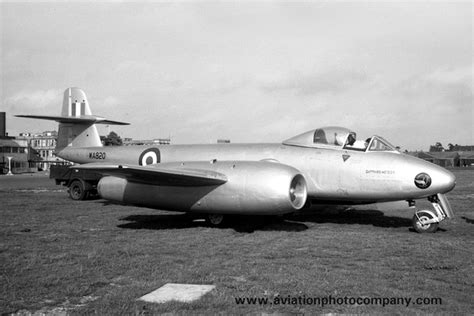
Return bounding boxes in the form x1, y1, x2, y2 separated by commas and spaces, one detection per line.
16, 87, 129, 151
57, 87, 100, 149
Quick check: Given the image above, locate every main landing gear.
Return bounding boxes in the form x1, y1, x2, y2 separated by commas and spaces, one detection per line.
409, 194, 454, 233
206, 214, 226, 227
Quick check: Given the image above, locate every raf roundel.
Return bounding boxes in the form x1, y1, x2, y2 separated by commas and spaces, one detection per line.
139, 148, 161, 166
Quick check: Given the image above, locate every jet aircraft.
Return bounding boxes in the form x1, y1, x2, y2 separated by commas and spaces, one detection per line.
17, 87, 456, 233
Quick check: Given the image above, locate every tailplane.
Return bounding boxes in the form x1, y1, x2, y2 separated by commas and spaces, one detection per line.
16, 87, 129, 151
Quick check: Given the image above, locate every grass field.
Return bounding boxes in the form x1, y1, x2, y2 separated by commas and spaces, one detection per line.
1, 170, 473, 314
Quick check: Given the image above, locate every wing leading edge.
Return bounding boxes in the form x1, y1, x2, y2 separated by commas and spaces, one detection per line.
73, 163, 228, 186
15, 115, 129, 125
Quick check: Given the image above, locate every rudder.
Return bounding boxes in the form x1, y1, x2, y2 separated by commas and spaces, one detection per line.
61, 87, 93, 117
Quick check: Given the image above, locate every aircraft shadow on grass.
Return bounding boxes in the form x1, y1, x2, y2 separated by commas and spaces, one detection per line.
117, 214, 308, 233
289, 209, 412, 228
461, 216, 474, 224
116, 208, 414, 233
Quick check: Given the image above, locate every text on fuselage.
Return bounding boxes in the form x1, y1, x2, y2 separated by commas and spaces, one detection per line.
366, 169, 395, 174
89, 152, 106, 159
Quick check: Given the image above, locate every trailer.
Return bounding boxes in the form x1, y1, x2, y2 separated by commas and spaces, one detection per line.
50, 165, 103, 200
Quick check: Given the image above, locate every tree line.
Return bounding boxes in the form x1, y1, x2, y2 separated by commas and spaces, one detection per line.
429, 142, 474, 152
100, 131, 123, 146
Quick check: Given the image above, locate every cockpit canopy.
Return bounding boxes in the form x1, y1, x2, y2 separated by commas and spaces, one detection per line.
282, 126, 398, 153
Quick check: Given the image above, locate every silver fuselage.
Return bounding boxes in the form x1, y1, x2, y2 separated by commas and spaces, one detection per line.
58, 143, 455, 203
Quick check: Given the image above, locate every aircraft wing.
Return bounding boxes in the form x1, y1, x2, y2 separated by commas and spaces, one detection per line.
72, 163, 228, 186
15, 115, 129, 125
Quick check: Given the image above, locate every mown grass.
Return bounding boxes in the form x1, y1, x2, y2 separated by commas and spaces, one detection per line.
0, 170, 473, 314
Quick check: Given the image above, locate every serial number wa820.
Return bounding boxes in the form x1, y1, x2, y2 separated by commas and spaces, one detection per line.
89, 152, 106, 159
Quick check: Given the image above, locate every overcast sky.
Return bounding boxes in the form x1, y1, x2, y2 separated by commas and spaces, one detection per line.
1, 1, 472, 150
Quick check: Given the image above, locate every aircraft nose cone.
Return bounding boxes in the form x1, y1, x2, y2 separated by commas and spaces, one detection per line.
442, 169, 456, 193
427, 166, 456, 194
404, 154, 456, 196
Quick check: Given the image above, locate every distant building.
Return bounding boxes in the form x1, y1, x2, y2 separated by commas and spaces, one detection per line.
0, 139, 30, 174
0, 112, 8, 138
409, 150, 474, 167
459, 152, 474, 167
423, 151, 459, 168
0, 112, 31, 174
16, 131, 70, 171
448, 145, 474, 152
123, 138, 171, 146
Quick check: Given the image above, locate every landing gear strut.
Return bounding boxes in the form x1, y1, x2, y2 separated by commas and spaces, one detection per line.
409, 194, 454, 233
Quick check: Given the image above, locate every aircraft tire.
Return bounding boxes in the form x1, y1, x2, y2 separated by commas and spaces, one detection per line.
412, 211, 439, 233
207, 214, 225, 227
69, 179, 87, 201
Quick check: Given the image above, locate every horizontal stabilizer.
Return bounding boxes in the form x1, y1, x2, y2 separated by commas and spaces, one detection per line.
15, 115, 129, 125
73, 163, 228, 186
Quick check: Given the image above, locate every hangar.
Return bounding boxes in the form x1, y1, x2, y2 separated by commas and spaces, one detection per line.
459, 152, 474, 167
422, 152, 460, 168
410, 151, 474, 168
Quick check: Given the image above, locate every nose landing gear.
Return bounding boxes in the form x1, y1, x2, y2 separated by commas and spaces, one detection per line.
413, 210, 439, 233
409, 194, 454, 233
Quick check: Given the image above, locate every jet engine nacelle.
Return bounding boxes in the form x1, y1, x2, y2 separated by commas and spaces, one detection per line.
97, 161, 307, 215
